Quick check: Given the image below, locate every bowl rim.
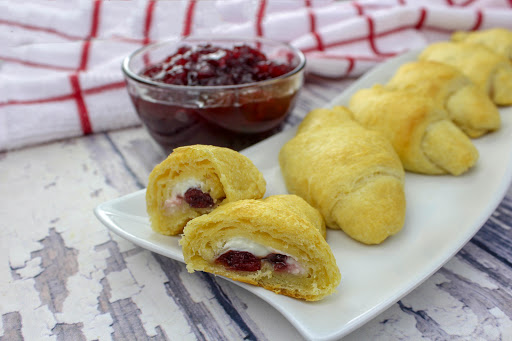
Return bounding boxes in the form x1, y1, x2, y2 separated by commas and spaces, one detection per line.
121, 36, 306, 90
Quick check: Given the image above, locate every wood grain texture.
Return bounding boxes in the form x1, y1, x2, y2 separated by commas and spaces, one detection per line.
1, 76, 511, 341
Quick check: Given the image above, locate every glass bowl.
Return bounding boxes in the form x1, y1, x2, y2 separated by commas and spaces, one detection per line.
122, 36, 306, 153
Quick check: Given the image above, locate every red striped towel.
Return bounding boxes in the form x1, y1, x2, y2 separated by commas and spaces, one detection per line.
1, 0, 511, 151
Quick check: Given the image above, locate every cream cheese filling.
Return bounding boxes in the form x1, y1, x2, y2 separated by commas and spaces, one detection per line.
222, 237, 270, 257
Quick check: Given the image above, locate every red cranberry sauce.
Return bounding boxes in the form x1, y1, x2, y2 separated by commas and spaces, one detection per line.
184, 187, 214, 208
141, 44, 294, 86
215, 250, 291, 272
131, 43, 300, 152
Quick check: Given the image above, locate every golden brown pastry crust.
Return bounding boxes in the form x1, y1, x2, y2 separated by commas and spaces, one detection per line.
386, 61, 500, 138
419, 41, 512, 105
349, 85, 479, 176
279, 106, 406, 245
146, 145, 266, 236
263, 194, 327, 239
452, 28, 512, 60
179, 195, 340, 301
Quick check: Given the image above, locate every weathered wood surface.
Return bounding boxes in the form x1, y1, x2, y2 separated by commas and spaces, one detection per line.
1, 76, 511, 341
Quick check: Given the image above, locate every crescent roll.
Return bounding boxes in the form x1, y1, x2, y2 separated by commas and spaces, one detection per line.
179, 195, 340, 301
452, 28, 512, 61
387, 61, 500, 138
146, 145, 266, 236
419, 41, 512, 105
279, 106, 406, 245
349, 85, 479, 175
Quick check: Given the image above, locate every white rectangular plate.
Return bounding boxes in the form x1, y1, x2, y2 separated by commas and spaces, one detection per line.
95, 51, 512, 341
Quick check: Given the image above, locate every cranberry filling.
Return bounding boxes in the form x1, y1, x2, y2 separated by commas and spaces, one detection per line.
215, 251, 261, 271
266, 253, 289, 272
184, 188, 214, 208
140, 44, 294, 86
215, 251, 291, 272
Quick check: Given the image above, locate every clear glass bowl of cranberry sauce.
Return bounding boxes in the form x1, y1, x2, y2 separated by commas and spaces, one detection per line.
122, 37, 306, 153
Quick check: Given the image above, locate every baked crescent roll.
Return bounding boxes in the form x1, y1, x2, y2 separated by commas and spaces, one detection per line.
349, 85, 479, 175
419, 41, 512, 106
279, 106, 406, 245
146, 145, 266, 236
387, 61, 500, 138
179, 195, 340, 301
452, 28, 512, 61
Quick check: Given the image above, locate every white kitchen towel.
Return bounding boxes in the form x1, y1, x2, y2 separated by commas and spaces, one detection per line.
1, 0, 511, 151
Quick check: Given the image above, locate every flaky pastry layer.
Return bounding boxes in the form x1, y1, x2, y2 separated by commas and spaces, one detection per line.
180, 195, 340, 301
146, 145, 266, 235
279, 106, 406, 245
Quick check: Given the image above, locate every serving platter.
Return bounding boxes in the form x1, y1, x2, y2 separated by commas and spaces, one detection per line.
94, 51, 512, 341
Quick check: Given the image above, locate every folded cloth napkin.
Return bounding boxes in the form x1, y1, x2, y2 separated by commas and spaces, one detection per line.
1, 0, 511, 151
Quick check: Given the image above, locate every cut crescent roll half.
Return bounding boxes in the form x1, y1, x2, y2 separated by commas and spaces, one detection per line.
387, 61, 500, 138
452, 28, 512, 61
419, 41, 512, 106
146, 145, 266, 236
180, 195, 340, 301
279, 106, 406, 245
349, 85, 479, 176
